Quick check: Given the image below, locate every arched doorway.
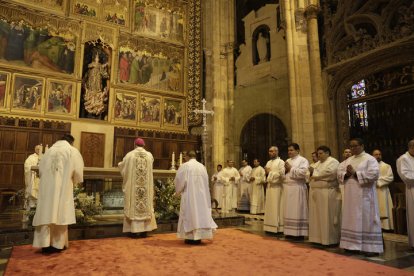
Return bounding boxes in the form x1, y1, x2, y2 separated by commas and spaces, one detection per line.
240, 113, 288, 166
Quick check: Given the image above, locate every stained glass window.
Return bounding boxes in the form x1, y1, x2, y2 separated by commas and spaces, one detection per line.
348, 79, 368, 130
349, 79, 366, 100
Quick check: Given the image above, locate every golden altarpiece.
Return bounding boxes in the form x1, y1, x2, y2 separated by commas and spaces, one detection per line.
0, 0, 203, 210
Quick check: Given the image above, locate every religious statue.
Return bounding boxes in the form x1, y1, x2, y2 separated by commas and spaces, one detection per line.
256, 32, 269, 64
83, 53, 110, 115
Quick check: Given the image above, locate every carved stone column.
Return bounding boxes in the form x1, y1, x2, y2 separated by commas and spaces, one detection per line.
282, 0, 315, 157
305, 4, 328, 146
203, 0, 235, 172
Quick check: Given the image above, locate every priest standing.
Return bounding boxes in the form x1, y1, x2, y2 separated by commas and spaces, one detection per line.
23, 144, 42, 220
284, 143, 309, 238
238, 159, 252, 211
249, 158, 265, 214
397, 139, 414, 250
372, 149, 394, 231
263, 146, 285, 233
308, 146, 341, 245
118, 138, 157, 238
175, 151, 217, 244
32, 134, 84, 253
219, 160, 240, 213
338, 138, 382, 256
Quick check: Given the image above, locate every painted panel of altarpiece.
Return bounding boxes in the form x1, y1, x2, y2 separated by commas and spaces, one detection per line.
140, 93, 161, 127
0, 7, 80, 76
113, 90, 138, 124
103, 0, 129, 28
9, 0, 67, 16
45, 79, 76, 117
0, 71, 10, 109
133, 0, 186, 44
11, 74, 44, 114
117, 34, 184, 94
163, 97, 184, 130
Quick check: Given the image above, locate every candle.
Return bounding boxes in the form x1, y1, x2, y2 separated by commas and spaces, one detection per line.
171, 152, 176, 170
179, 152, 183, 166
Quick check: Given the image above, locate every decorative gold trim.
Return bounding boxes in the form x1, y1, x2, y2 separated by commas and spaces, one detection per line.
5, 0, 68, 16
186, 0, 202, 126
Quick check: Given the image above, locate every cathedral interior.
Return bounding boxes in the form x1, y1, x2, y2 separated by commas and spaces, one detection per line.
0, 0, 413, 274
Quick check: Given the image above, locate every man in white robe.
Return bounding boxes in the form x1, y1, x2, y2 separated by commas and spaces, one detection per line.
118, 138, 157, 238
249, 158, 265, 214
263, 146, 285, 233
32, 134, 84, 253
308, 146, 341, 245
337, 138, 383, 256
211, 164, 223, 208
23, 145, 41, 221
284, 143, 309, 238
219, 160, 240, 213
175, 151, 217, 244
238, 159, 252, 211
372, 149, 394, 231
396, 139, 414, 250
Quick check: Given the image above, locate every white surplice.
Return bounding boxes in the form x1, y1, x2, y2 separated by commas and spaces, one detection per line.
397, 152, 414, 248
32, 140, 84, 249
211, 171, 223, 208
175, 159, 218, 240
219, 167, 240, 213
309, 156, 341, 245
263, 158, 285, 233
249, 166, 265, 214
337, 151, 383, 253
24, 153, 39, 208
238, 165, 252, 211
376, 161, 394, 230
118, 147, 157, 233
284, 155, 309, 236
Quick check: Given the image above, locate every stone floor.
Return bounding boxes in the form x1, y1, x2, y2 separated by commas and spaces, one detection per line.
0, 212, 413, 275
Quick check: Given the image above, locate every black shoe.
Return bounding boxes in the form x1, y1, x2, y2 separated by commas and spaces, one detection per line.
185, 239, 201, 245
139, 232, 148, 238
363, 252, 380, 257
41, 246, 63, 254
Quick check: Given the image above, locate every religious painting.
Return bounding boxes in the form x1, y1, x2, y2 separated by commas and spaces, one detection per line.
0, 72, 10, 109
11, 74, 44, 113
139, 94, 161, 126
133, 0, 186, 44
117, 37, 184, 94
103, 0, 129, 27
79, 40, 112, 120
10, 0, 67, 15
72, 0, 100, 19
163, 97, 184, 128
0, 17, 78, 75
45, 79, 76, 116
113, 90, 137, 123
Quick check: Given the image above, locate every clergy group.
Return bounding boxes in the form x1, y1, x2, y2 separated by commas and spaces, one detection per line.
211, 138, 414, 256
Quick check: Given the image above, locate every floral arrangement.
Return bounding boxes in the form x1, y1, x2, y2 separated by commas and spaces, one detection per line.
153, 178, 181, 221
11, 185, 103, 224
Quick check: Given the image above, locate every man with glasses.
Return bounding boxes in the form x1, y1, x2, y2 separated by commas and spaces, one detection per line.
337, 138, 382, 256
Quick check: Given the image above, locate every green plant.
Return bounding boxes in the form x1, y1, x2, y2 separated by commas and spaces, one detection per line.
73, 185, 103, 223
154, 178, 180, 221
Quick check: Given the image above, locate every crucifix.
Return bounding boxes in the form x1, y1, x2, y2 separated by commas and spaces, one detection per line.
193, 98, 214, 164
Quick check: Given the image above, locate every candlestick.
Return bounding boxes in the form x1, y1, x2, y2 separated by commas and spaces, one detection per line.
170, 152, 176, 170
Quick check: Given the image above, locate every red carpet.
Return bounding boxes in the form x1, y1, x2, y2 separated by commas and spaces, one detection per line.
5, 229, 411, 275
